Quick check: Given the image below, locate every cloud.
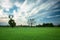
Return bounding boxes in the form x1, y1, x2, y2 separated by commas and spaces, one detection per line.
10, 0, 25, 4
0, 0, 60, 25
29, 0, 59, 15
1, 0, 13, 9
46, 15, 60, 18
28, 0, 60, 19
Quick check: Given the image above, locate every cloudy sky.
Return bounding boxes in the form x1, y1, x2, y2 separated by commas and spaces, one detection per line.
0, 0, 60, 25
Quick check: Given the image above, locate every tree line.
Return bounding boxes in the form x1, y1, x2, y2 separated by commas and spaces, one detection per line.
0, 23, 60, 27
36, 23, 60, 27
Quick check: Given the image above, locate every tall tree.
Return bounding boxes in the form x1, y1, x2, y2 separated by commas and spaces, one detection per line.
28, 18, 35, 27
8, 15, 16, 27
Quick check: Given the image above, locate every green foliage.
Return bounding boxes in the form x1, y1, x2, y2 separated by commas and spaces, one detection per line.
8, 19, 16, 27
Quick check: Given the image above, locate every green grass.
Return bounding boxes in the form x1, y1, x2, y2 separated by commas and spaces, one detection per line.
0, 27, 60, 40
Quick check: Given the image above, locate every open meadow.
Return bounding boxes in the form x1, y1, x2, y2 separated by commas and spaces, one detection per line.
0, 27, 60, 40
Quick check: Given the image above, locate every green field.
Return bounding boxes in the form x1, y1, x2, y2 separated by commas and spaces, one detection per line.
0, 27, 60, 40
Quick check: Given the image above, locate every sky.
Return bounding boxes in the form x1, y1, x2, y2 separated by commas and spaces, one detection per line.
0, 0, 60, 25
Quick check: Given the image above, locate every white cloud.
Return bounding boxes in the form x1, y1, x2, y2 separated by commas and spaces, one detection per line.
1, 0, 13, 9
30, 0, 59, 16
14, 2, 22, 7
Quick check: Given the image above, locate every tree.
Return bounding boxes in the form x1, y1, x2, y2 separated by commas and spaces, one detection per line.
42, 23, 54, 27
8, 19, 16, 27
27, 18, 35, 27
8, 15, 16, 27
57, 24, 60, 27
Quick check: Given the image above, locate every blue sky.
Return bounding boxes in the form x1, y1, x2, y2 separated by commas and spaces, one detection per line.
0, 0, 60, 25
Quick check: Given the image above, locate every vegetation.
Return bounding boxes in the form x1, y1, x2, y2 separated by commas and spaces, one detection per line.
8, 15, 16, 27
36, 23, 55, 27
8, 19, 16, 27
0, 27, 60, 40
0, 23, 60, 27
27, 19, 35, 27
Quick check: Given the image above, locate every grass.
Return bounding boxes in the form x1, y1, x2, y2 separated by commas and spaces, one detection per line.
0, 27, 60, 40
